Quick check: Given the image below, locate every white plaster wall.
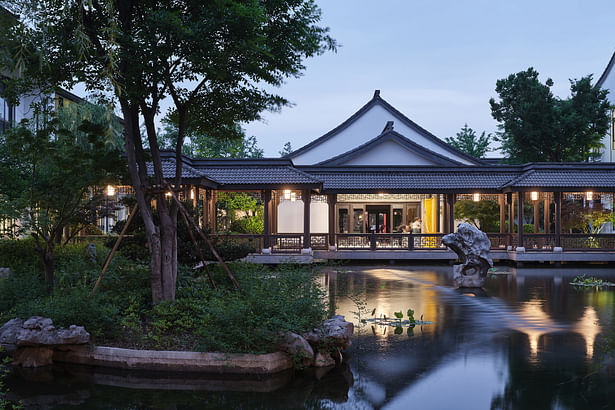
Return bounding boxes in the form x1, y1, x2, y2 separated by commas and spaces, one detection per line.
277, 199, 329, 233
291, 102, 474, 165
310, 201, 329, 233
342, 140, 437, 166
277, 200, 303, 233
598, 66, 615, 162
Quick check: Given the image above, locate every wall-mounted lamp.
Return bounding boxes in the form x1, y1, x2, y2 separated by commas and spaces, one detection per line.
473, 193, 480, 202
530, 191, 538, 201
586, 191, 593, 201
106, 185, 115, 197
284, 189, 291, 200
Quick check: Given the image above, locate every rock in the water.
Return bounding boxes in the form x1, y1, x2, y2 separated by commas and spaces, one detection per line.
442, 223, 493, 288
278, 332, 314, 367
0, 267, 11, 279
2, 317, 91, 367
321, 315, 353, 350
314, 350, 335, 367
13, 346, 54, 367
0, 318, 25, 345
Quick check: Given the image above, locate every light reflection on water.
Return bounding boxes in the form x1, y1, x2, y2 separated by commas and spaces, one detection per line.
6, 265, 615, 409
320, 265, 615, 410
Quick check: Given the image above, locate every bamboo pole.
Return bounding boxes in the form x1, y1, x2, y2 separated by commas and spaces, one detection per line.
90, 203, 139, 296
179, 207, 217, 289
164, 181, 241, 290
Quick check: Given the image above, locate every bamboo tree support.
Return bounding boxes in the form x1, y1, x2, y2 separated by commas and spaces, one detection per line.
179, 208, 217, 289
164, 181, 241, 291
89, 203, 139, 296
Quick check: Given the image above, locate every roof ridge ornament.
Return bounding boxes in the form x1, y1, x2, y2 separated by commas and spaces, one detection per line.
382, 121, 394, 133
373, 89, 381, 98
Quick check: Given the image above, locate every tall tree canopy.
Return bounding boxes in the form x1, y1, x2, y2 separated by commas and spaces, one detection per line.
0, 101, 124, 293
158, 121, 264, 159
0, 0, 336, 303
445, 124, 491, 158
490, 68, 611, 163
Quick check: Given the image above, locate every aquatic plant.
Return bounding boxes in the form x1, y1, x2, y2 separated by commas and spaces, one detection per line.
571, 274, 615, 288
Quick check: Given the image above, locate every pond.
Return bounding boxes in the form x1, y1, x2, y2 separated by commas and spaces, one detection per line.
5, 265, 615, 409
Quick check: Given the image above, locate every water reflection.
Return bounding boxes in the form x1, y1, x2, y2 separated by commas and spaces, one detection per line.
6, 265, 615, 409
319, 265, 615, 409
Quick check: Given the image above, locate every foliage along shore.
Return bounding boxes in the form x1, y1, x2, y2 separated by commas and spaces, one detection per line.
0, 239, 328, 354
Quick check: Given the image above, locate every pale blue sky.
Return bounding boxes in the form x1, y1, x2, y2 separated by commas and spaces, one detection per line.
242, 0, 615, 157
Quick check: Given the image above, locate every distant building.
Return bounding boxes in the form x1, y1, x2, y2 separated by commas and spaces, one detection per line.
596, 50, 615, 162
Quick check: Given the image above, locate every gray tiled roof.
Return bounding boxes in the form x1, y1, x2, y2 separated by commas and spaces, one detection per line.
307, 170, 518, 191
199, 166, 321, 186
505, 170, 615, 188
146, 158, 210, 181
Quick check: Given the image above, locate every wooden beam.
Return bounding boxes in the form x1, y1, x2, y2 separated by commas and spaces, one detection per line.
328, 194, 337, 246
517, 192, 525, 248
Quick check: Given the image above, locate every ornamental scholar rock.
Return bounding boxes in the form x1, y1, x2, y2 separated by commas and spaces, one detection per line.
442, 223, 493, 288
0, 316, 90, 367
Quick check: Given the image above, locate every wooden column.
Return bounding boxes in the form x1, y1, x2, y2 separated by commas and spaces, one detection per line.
303, 189, 311, 249
210, 191, 217, 233
544, 198, 550, 234
517, 191, 525, 248
443, 199, 449, 234
507, 192, 513, 247
435, 194, 441, 233
202, 189, 210, 231
533, 199, 540, 233
499, 194, 506, 234
194, 186, 200, 227
327, 194, 337, 247
263, 190, 271, 249
554, 191, 562, 247
447, 194, 455, 233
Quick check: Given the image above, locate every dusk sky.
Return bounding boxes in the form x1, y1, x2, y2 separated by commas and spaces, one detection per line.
241, 0, 615, 157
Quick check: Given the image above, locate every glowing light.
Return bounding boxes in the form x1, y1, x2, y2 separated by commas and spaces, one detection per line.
106, 185, 115, 196
473, 193, 480, 202
586, 191, 593, 201
284, 189, 291, 200
378, 193, 385, 197
290, 192, 296, 202
190, 189, 195, 200
531, 191, 538, 201
165, 192, 172, 197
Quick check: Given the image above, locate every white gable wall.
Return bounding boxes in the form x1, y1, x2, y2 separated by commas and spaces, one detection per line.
342, 139, 438, 166
599, 65, 615, 162
291, 102, 475, 165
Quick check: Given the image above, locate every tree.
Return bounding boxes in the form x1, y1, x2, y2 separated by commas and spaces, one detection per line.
158, 121, 264, 159
0, 102, 124, 293
0, 0, 336, 303
454, 200, 499, 232
279, 141, 293, 157
445, 124, 491, 158
490, 68, 611, 163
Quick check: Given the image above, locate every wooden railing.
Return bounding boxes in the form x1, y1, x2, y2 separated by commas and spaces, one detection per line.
206, 232, 615, 254
310, 234, 329, 250
561, 234, 615, 251
336, 233, 446, 251
522, 234, 556, 251
270, 234, 303, 253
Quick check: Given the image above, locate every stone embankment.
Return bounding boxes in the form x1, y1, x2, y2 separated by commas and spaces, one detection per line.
0, 315, 354, 374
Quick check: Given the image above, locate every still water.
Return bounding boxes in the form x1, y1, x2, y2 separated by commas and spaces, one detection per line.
6, 265, 615, 409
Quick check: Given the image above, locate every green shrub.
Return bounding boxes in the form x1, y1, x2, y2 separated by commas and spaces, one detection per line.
230, 216, 263, 234
0, 271, 47, 322
0, 238, 41, 274
12, 289, 119, 339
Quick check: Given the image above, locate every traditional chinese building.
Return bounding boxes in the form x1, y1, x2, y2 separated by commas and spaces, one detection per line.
146, 91, 615, 264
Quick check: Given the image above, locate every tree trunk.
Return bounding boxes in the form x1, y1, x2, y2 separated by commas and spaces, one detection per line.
120, 100, 179, 304
42, 246, 54, 294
